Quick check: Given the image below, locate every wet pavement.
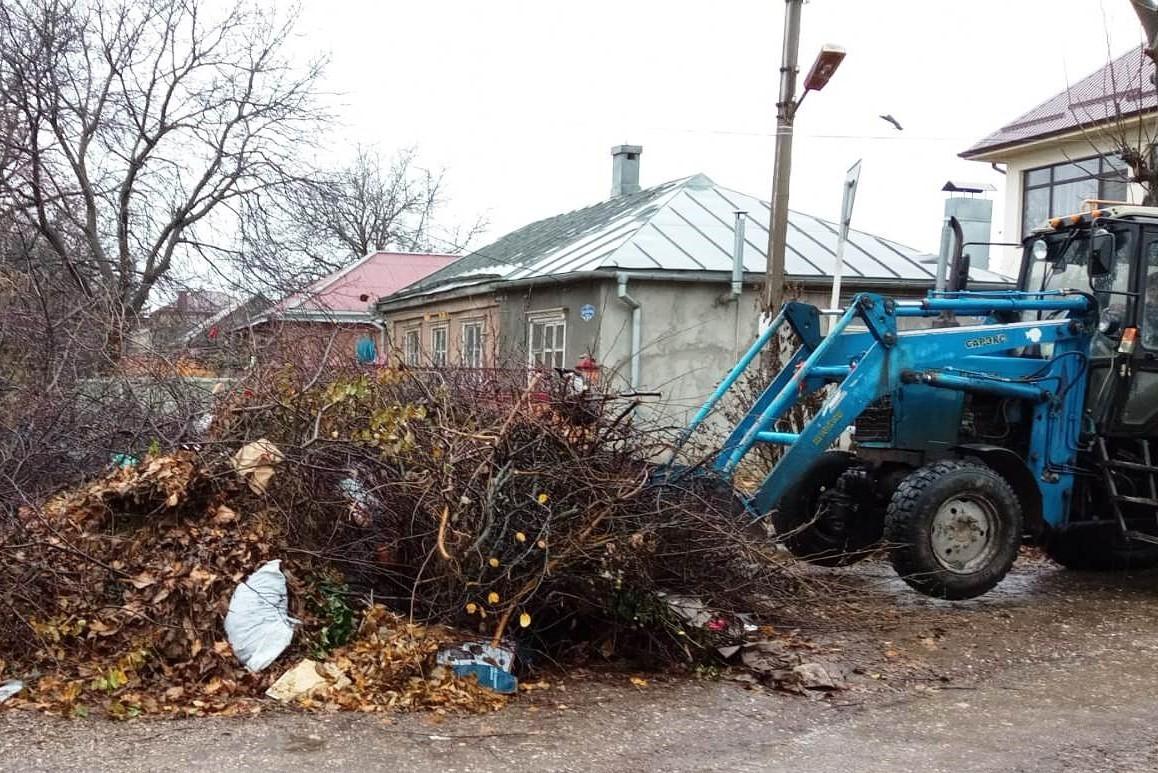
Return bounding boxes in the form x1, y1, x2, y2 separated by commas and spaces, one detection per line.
5, 558, 1158, 772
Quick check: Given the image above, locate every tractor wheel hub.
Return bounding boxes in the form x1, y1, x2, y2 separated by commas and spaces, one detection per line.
930, 496, 998, 574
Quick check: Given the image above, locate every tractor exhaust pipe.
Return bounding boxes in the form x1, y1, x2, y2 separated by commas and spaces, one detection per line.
935, 216, 968, 328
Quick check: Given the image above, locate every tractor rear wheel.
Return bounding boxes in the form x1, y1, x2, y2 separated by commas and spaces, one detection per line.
771, 451, 884, 567
1044, 524, 1158, 571
885, 460, 1022, 599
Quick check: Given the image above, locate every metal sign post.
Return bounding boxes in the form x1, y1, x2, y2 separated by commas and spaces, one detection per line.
828, 159, 862, 326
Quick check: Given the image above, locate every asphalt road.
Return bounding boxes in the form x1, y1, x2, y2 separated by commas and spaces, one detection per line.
6, 560, 1158, 772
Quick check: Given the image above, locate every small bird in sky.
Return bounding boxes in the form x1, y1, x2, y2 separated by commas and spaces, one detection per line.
879, 114, 903, 131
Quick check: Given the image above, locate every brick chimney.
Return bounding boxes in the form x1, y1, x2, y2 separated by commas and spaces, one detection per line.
610, 145, 642, 198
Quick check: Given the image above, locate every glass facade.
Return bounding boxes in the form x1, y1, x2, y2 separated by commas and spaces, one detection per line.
1021, 155, 1130, 236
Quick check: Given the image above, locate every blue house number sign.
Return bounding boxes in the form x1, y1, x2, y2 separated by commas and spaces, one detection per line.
579, 304, 596, 322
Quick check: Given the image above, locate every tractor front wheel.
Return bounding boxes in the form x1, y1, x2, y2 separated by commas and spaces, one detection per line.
885, 460, 1022, 600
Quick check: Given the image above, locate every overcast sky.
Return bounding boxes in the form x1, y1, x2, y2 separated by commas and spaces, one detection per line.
294, 0, 1148, 276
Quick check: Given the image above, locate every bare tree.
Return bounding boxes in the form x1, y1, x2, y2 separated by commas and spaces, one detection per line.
0, 0, 326, 355
314, 147, 448, 258
236, 146, 486, 290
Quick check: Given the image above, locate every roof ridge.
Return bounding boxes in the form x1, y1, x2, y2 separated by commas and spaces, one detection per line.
595, 176, 707, 270
392, 176, 698, 294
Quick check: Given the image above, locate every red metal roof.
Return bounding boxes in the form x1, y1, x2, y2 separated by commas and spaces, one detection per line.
962, 45, 1157, 159
277, 251, 457, 316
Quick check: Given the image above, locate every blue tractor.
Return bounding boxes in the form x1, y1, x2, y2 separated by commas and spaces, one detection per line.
678, 205, 1158, 599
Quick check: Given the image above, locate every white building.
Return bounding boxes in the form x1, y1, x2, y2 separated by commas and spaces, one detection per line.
961, 45, 1155, 270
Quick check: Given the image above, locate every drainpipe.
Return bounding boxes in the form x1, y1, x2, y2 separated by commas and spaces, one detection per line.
616, 272, 641, 389
731, 210, 746, 299
371, 320, 388, 363
718, 211, 747, 305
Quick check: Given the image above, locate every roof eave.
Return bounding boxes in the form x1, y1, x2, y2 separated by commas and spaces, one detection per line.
961, 108, 1158, 162
374, 269, 1014, 317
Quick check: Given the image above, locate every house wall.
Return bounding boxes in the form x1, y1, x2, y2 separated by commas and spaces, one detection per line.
249, 320, 379, 368
381, 278, 958, 431
495, 279, 604, 367
384, 295, 501, 366
531, 278, 936, 429
980, 121, 1156, 275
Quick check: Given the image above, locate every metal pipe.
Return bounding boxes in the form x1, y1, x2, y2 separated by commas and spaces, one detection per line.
370, 320, 388, 362
756, 431, 801, 445
731, 210, 746, 299
616, 272, 642, 389
935, 216, 952, 292
894, 295, 1092, 316
724, 301, 860, 471
901, 369, 1049, 402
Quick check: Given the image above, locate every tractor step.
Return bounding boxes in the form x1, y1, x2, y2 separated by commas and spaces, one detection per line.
1127, 530, 1158, 546
1100, 458, 1158, 474
1112, 494, 1158, 508
1095, 437, 1158, 542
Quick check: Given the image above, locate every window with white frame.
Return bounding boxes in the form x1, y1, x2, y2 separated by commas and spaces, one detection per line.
461, 321, 484, 368
528, 313, 566, 369
403, 328, 421, 366
431, 326, 448, 367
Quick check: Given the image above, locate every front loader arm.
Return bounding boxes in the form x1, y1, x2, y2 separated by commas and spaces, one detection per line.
676, 291, 1095, 522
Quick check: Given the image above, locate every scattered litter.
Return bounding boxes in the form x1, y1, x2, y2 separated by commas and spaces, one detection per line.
792, 662, 840, 691
450, 663, 518, 694
224, 560, 296, 672
438, 641, 517, 694
738, 640, 793, 675
266, 659, 349, 702
192, 411, 214, 435
661, 594, 713, 628
437, 641, 515, 672
110, 453, 138, 469
230, 438, 284, 495
0, 679, 23, 703
337, 475, 378, 527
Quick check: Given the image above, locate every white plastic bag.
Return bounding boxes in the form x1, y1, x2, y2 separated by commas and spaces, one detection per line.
0, 679, 23, 703
224, 559, 296, 672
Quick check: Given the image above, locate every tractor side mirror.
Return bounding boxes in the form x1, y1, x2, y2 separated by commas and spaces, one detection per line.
1088, 231, 1115, 277
1099, 308, 1123, 336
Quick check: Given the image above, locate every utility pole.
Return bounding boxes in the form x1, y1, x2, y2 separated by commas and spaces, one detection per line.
764, 0, 804, 315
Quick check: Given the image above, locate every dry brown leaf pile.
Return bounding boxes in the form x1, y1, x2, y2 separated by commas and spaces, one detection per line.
0, 454, 508, 718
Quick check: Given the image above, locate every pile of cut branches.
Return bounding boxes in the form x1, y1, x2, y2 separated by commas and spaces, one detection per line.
219, 365, 808, 656
0, 363, 812, 716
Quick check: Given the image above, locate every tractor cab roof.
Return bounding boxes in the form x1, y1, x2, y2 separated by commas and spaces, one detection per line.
1030, 204, 1158, 236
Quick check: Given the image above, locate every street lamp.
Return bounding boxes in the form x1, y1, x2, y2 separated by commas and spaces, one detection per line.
763, 4, 847, 318
803, 45, 846, 95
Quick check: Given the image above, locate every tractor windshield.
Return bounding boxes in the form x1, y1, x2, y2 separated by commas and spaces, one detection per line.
1025, 226, 1133, 317
1024, 226, 1134, 356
